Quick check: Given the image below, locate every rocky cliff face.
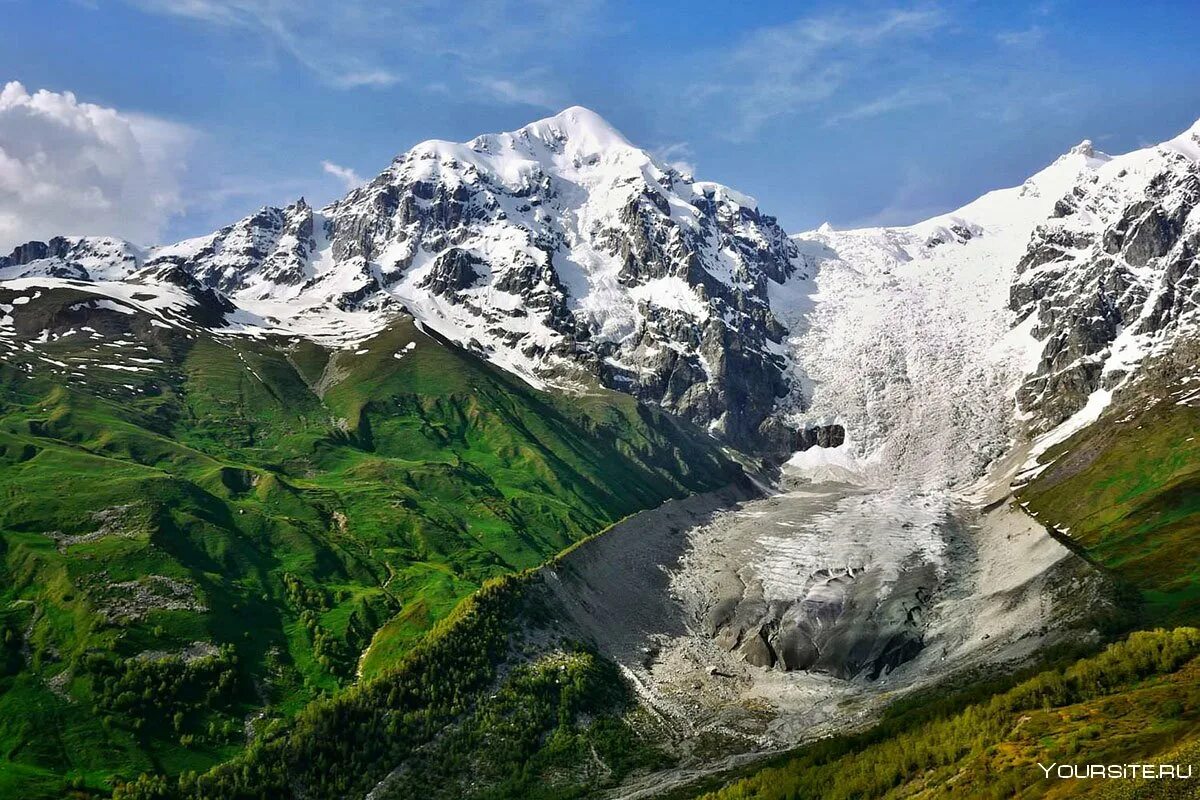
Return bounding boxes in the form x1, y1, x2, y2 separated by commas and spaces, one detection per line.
1011, 127, 1200, 432
0, 235, 141, 281
305, 107, 804, 445
0, 107, 806, 451
150, 200, 320, 297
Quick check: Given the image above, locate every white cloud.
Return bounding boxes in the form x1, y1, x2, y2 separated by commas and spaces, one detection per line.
332, 70, 402, 90
996, 26, 1045, 47
652, 142, 696, 176
473, 76, 559, 110
321, 160, 364, 191
824, 87, 948, 126
694, 6, 947, 139
0, 81, 192, 252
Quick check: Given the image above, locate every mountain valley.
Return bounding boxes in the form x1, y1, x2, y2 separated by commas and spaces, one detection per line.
1, 107, 1199, 800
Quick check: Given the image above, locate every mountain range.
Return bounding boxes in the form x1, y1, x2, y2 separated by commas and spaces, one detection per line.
4, 108, 1198, 468
1, 108, 1199, 800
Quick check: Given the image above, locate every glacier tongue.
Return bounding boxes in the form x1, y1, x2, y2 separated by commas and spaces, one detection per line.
661, 119, 1200, 701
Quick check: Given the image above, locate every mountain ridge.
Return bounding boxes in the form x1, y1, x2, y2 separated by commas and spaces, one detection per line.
2, 106, 807, 451
3, 109, 1200, 471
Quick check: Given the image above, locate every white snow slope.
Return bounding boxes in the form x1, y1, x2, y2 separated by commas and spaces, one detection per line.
781, 121, 1200, 489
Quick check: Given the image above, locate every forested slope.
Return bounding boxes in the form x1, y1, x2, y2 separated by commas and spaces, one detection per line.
0, 286, 742, 798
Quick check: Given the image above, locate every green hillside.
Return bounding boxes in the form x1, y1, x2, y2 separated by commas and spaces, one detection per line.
1015, 350, 1200, 625
0, 287, 742, 798
113, 571, 669, 800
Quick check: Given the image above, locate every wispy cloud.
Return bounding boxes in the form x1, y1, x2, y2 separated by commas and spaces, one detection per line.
472, 75, 560, 110
824, 86, 948, 126
694, 5, 948, 139
129, 0, 404, 89
838, 162, 949, 228
996, 25, 1045, 47
126, 0, 605, 102
332, 70, 402, 90
130, 0, 241, 24
321, 160, 364, 191
652, 142, 696, 176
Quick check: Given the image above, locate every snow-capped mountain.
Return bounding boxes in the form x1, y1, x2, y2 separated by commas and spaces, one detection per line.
784, 120, 1200, 488
2, 109, 1199, 475
0, 107, 805, 449
1012, 122, 1200, 433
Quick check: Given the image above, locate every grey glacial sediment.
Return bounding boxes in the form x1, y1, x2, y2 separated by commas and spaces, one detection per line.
522, 470, 1109, 773
693, 487, 947, 680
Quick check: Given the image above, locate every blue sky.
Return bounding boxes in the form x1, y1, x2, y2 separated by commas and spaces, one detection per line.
2, 0, 1200, 248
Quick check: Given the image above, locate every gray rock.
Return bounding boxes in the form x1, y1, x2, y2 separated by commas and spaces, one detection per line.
794, 424, 846, 451
1011, 158, 1200, 431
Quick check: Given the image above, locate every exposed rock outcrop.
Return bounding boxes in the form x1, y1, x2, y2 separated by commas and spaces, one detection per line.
1012, 143, 1200, 431
793, 424, 845, 451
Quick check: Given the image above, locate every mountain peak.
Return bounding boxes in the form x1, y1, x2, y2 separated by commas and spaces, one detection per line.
520, 105, 629, 148
1054, 137, 1110, 166
542, 105, 617, 129
520, 105, 624, 138
1067, 139, 1096, 157
463, 105, 634, 164
1181, 116, 1200, 136
1165, 116, 1200, 159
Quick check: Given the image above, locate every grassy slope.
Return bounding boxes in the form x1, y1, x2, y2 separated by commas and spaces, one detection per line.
687, 629, 1200, 800
114, 572, 671, 800
0, 288, 742, 797
1015, 386, 1200, 625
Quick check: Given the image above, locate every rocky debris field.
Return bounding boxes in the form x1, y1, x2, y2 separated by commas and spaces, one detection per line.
521, 472, 1113, 790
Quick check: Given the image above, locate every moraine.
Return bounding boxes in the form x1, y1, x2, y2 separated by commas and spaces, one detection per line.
530, 471, 1110, 774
